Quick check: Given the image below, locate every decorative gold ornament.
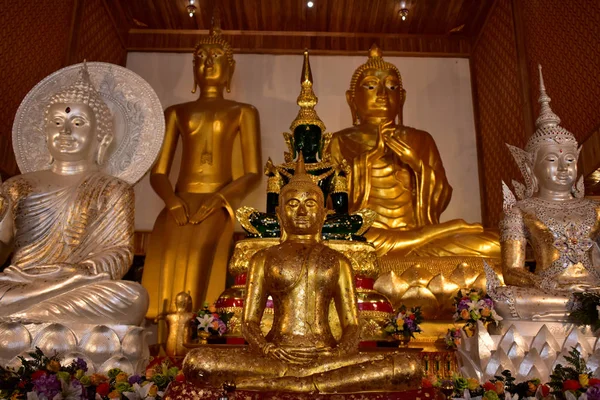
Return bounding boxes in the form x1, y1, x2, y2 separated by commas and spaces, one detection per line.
289, 50, 326, 133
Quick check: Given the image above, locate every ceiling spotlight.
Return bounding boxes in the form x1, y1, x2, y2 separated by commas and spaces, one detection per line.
307, 1, 314, 7
187, 1, 197, 17
399, 8, 409, 21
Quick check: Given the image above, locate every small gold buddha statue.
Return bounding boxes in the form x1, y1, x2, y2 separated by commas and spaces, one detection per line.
0, 63, 148, 325
488, 65, 600, 321
330, 44, 499, 259
183, 156, 422, 393
166, 292, 195, 358
142, 10, 262, 322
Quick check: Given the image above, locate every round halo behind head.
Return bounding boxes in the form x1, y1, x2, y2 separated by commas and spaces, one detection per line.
12, 62, 165, 184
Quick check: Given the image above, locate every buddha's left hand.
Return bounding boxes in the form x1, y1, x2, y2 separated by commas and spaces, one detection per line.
189, 193, 228, 224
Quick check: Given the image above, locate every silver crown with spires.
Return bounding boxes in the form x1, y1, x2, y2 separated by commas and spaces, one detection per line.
525, 65, 578, 154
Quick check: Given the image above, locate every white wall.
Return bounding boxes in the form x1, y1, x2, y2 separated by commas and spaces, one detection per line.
126, 52, 482, 231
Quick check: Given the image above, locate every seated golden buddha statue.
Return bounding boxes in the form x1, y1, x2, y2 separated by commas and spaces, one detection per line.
183, 157, 421, 392
0, 63, 148, 325
330, 44, 499, 259
142, 11, 262, 321
487, 65, 600, 321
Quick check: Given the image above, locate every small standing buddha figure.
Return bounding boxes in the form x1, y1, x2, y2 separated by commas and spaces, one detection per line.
142, 11, 262, 323
239, 50, 369, 241
330, 44, 499, 258
0, 64, 147, 325
183, 156, 421, 392
488, 65, 600, 321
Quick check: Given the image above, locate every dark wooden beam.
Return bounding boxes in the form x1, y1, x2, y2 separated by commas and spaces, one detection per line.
127, 29, 471, 56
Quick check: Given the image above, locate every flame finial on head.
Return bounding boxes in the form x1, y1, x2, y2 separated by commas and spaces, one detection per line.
535, 65, 561, 129
525, 64, 577, 154
280, 151, 324, 204
192, 2, 234, 67
289, 50, 326, 133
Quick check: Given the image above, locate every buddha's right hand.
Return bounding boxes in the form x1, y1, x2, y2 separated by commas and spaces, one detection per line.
368, 121, 394, 161
166, 196, 189, 225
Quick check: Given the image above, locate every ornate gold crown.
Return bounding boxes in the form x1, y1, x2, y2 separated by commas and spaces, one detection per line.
45, 61, 112, 141
525, 65, 578, 154
349, 44, 403, 97
289, 50, 326, 133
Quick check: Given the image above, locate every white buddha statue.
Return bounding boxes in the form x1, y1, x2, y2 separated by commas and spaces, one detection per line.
487, 65, 600, 321
0, 64, 148, 325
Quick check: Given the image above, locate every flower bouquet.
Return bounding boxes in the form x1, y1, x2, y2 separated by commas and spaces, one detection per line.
453, 288, 502, 336
383, 305, 423, 345
191, 302, 234, 343
549, 347, 600, 400
444, 327, 463, 349
449, 371, 552, 400
0, 348, 183, 399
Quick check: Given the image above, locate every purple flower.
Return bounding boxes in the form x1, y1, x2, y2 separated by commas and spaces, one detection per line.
405, 319, 416, 332
32, 374, 61, 399
217, 319, 227, 335
587, 385, 600, 400
483, 297, 494, 308
129, 374, 143, 385
457, 299, 470, 311
74, 357, 88, 372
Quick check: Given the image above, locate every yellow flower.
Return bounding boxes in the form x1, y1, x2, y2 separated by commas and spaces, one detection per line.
460, 309, 470, 320
90, 373, 109, 385
108, 390, 121, 399
579, 374, 589, 387
46, 360, 61, 372
481, 308, 491, 317
495, 381, 505, 394
116, 371, 129, 383
208, 303, 217, 313
148, 384, 158, 397
467, 378, 480, 391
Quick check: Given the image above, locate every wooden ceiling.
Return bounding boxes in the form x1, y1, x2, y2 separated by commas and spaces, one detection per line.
104, 0, 495, 56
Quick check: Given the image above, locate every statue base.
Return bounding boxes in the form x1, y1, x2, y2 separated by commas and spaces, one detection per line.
375, 255, 502, 320
163, 381, 442, 399
0, 321, 149, 374
456, 320, 600, 383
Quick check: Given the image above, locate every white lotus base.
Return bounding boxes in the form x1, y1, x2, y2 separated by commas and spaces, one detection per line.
0, 321, 150, 374
456, 320, 600, 382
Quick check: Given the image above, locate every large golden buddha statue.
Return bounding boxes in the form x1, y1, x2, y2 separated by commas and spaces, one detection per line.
487, 66, 600, 321
183, 157, 421, 392
142, 13, 262, 321
0, 63, 148, 325
330, 44, 499, 259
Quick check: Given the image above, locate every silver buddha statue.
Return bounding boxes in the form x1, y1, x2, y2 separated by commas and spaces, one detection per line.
0, 64, 148, 326
487, 65, 600, 321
